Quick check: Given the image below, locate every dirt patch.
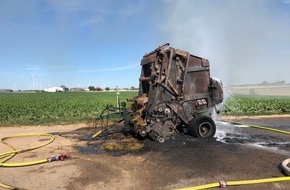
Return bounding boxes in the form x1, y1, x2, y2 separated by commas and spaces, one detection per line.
0, 116, 290, 190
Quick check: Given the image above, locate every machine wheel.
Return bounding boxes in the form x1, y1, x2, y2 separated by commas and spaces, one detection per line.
188, 116, 216, 138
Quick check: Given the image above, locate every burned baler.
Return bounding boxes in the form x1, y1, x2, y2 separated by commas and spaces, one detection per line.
130, 43, 223, 142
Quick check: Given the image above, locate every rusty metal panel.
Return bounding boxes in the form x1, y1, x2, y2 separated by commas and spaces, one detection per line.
141, 54, 156, 65
131, 43, 223, 141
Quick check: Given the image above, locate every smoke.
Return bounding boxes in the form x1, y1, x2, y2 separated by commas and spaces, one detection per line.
158, 0, 290, 85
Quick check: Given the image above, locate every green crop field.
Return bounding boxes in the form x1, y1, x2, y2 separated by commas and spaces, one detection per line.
221, 95, 290, 115
0, 91, 137, 126
1, 91, 290, 126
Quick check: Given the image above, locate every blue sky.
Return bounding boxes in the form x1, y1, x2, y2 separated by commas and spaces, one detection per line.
1, 0, 290, 90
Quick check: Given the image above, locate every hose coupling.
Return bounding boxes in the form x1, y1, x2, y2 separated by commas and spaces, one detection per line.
47, 153, 69, 162
219, 180, 227, 188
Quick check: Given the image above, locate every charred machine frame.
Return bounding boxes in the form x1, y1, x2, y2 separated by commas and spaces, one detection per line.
129, 43, 223, 142
94, 43, 223, 143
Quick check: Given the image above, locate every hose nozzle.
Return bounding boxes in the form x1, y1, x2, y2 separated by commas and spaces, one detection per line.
47, 153, 69, 162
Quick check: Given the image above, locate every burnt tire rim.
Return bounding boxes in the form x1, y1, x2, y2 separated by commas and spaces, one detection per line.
199, 122, 213, 137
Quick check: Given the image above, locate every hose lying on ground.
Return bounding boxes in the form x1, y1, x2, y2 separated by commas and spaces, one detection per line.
0, 133, 68, 189
233, 122, 290, 135
176, 176, 290, 190
0, 133, 55, 167
176, 122, 290, 190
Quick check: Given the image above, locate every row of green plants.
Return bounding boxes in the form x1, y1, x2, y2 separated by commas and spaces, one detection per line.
221, 95, 290, 115
1, 92, 289, 126
0, 91, 137, 126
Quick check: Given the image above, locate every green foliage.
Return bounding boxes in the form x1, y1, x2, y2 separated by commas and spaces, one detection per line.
0, 91, 137, 126
88, 86, 95, 91
3, 93, 288, 126
221, 95, 290, 115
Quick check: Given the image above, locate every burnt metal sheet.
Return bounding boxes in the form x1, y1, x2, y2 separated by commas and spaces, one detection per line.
131, 43, 223, 141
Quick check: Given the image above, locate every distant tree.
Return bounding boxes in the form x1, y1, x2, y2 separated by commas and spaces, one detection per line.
105, 87, 110, 91
95, 87, 103, 91
60, 85, 69, 92
88, 86, 95, 91
130, 86, 136, 90
274, 80, 285, 85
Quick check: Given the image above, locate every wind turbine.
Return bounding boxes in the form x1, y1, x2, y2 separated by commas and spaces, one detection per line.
14, 80, 17, 91
31, 73, 35, 90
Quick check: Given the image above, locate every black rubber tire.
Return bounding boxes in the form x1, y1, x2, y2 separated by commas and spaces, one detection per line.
188, 116, 216, 138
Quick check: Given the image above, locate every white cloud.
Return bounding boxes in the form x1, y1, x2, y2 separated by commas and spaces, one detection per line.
76, 63, 139, 73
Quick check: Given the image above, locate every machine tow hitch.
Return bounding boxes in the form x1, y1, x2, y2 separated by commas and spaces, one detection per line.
91, 102, 131, 139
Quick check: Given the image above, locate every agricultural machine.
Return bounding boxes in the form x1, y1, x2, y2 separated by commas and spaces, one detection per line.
94, 43, 223, 142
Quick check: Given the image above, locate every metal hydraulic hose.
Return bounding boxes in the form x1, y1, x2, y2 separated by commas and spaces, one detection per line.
176, 122, 290, 190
